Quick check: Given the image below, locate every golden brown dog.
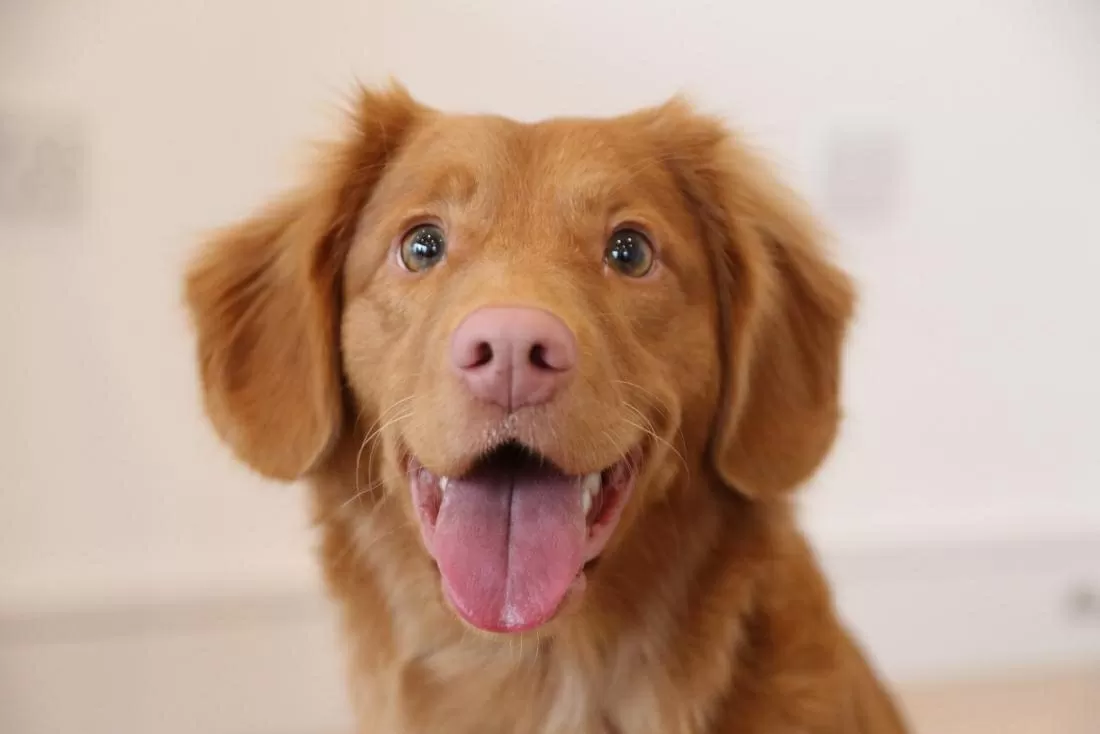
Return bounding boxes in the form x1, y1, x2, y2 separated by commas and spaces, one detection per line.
184, 84, 909, 733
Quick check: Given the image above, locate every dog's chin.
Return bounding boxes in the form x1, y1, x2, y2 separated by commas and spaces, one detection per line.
407, 440, 640, 634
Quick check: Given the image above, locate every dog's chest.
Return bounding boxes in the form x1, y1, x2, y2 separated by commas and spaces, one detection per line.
374, 643, 698, 734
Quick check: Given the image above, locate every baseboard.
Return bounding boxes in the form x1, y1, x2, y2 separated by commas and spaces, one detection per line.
2, 532, 1098, 734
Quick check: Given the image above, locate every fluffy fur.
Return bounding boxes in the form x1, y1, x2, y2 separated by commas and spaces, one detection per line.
184, 84, 909, 733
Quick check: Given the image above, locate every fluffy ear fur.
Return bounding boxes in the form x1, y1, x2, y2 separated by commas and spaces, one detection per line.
184, 85, 424, 480
647, 99, 855, 499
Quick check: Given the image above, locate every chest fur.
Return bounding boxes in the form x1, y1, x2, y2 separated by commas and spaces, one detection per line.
360, 640, 707, 734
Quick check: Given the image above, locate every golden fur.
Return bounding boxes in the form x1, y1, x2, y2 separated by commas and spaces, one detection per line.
184, 84, 909, 733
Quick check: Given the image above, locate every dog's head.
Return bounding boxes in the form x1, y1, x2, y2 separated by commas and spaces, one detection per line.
185, 85, 853, 634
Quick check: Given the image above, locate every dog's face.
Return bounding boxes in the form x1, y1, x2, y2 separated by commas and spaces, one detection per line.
185, 86, 853, 635
340, 110, 722, 632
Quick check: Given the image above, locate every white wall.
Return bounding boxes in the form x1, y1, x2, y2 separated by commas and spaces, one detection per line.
1, 0, 387, 613
2, 1, 1099, 731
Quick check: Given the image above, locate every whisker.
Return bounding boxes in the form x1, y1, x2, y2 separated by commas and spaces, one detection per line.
344, 410, 414, 511
619, 411, 689, 479
611, 379, 674, 419
354, 394, 415, 436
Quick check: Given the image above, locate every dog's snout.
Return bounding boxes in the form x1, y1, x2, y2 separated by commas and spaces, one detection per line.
451, 307, 576, 411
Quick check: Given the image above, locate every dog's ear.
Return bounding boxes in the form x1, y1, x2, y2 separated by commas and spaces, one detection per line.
184, 85, 424, 481
645, 99, 855, 499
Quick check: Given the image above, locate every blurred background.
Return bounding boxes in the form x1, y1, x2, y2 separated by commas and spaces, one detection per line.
1, 1, 1097, 732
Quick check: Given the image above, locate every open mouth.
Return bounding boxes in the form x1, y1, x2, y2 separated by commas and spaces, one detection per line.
409, 441, 639, 633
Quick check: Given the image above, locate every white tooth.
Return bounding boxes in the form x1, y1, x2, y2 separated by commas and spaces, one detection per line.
582, 472, 601, 497
581, 472, 600, 516
440, 477, 450, 493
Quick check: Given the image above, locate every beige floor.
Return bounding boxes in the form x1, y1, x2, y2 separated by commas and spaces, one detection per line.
897, 667, 1099, 734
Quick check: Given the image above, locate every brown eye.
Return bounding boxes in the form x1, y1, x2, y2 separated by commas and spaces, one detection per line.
604, 228, 654, 277
399, 224, 447, 272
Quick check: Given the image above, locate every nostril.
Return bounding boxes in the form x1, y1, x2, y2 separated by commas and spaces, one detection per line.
528, 343, 551, 370
471, 341, 494, 369
528, 342, 567, 371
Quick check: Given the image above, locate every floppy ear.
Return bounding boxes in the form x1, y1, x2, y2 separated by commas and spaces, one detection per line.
184, 85, 424, 481
648, 100, 855, 499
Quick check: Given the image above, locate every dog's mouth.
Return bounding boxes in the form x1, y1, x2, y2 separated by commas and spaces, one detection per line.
409, 440, 639, 633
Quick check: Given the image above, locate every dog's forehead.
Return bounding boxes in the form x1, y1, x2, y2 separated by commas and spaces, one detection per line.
386, 112, 666, 208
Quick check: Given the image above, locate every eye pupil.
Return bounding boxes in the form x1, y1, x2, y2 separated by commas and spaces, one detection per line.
605, 228, 653, 277
400, 225, 447, 272
610, 234, 639, 263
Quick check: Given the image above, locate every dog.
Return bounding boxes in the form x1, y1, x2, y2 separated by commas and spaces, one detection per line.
184, 84, 909, 733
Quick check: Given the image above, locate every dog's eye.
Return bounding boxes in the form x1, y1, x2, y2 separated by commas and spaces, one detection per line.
604, 228, 654, 278
399, 224, 447, 272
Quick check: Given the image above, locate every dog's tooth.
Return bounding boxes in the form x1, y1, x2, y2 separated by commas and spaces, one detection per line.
440, 477, 450, 493
582, 489, 593, 516
582, 472, 601, 498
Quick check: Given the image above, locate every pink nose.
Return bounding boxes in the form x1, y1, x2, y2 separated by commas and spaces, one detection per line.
450, 307, 577, 411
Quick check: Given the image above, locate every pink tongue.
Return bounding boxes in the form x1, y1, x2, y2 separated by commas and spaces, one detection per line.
431, 466, 585, 632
